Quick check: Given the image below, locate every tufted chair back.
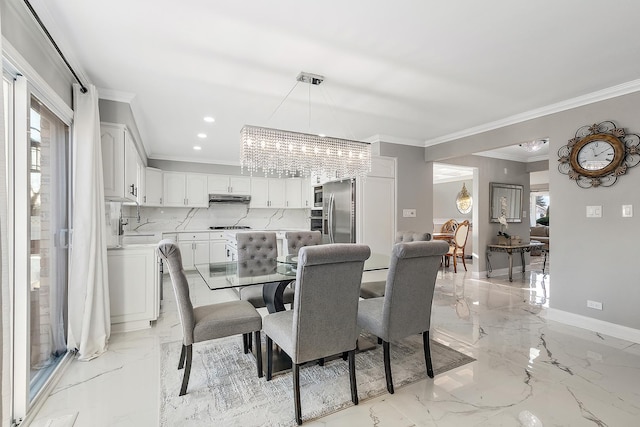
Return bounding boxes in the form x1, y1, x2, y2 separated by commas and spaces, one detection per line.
285, 230, 322, 256
395, 231, 431, 243
236, 231, 278, 276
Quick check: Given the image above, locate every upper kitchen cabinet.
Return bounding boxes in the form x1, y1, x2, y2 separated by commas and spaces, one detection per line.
101, 123, 140, 202
250, 177, 285, 208
284, 178, 303, 208
301, 178, 314, 208
144, 167, 163, 205
207, 174, 251, 195
163, 172, 208, 207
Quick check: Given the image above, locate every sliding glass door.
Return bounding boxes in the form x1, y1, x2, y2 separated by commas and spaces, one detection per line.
4, 73, 71, 421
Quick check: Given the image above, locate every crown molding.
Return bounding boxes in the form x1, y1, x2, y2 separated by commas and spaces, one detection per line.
363, 134, 424, 147
425, 79, 640, 147
97, 87, 136, 103
473, 151, 548, 163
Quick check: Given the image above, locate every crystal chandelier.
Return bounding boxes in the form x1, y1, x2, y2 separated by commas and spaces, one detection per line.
240, 72, 371, 180
519, 138, 548, 152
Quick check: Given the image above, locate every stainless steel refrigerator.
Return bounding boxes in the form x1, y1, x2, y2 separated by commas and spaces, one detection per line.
322, 178, 356, 243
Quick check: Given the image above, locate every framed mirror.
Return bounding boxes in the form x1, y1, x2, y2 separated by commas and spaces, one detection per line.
490, 182, 523, 223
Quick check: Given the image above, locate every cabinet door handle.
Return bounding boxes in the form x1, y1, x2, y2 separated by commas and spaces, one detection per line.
160, 197, 163, 205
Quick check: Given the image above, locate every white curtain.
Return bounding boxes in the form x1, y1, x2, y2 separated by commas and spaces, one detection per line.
67, 83, 110, 361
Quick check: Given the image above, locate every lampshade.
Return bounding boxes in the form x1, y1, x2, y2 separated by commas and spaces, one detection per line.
519, 138, 548, 152
456, 182, 472, 214
239, 72, 372, 180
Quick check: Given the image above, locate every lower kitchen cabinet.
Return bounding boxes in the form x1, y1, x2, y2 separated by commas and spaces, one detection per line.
107, 245, 159, 332
210, 231, 227, 262
177, 232, 211, 268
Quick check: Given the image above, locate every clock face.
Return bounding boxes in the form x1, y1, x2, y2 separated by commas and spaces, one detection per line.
577, 139, 615, 171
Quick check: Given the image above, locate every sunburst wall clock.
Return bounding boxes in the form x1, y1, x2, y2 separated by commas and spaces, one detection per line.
558, 121, 640, 188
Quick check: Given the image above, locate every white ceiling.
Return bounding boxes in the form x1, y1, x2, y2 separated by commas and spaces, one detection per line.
29, 0, 640, 166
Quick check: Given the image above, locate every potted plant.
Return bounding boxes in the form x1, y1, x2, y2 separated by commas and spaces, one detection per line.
497, 215, 510, 245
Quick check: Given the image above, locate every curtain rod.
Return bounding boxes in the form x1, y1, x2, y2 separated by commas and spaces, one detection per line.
23, 0, 88, 93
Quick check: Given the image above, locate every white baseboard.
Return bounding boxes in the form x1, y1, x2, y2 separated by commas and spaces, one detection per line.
544, 308, 640, 345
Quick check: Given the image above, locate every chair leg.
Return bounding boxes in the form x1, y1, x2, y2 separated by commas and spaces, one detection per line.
342, 351, 348, 361
293, 363, 302, 425
318, 357, 325, 366
348, 349, 358, 405
178, 344, 186, 369
423, 331, 434, 378
453, 254, 458, 273
247, 332, 253, 351
243, 333, 249, 354
266, 335, 273, 381
383, 340, 394, 394
377, 337, 382, 345
254, 330, 263, 378
461, 250, 467, 271
179, 344, 192, 396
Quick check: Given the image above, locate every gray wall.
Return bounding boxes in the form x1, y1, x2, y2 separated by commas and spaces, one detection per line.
148, 159, 242, 175
99, 99, 147, 161
379, 142, 433, 233
1, 0, 74, 107
432, 155, 530, 271
426, 91, 640, 330
434, 179, 473, 223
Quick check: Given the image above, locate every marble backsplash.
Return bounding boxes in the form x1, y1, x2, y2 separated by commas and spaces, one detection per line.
119, 203, 311, 233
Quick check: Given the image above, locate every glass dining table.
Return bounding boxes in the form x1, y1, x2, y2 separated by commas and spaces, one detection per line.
195, 253, 391, 313
195, 252, 391, 374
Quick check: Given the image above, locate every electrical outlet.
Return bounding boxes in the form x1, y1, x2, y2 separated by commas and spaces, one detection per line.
402, 209, 416, 218
587, 300, 603, 310
586, 206, 602, 218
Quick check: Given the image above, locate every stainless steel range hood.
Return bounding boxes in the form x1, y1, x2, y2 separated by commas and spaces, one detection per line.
208, 194, 251, 204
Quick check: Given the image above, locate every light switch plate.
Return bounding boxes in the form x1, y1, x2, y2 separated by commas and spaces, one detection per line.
402, 209, 416, 218
622, 205, 633, 217
586, 205, 602, 218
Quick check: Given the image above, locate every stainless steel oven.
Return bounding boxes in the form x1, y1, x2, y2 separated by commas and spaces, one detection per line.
313, 185, 323, 207
310, 209, 323, 231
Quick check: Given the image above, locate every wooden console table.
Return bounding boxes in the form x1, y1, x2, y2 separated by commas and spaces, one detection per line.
486, 242, 545, 282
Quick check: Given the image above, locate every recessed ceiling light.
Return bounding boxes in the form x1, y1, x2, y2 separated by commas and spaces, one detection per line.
197, 133, 207, 139
203, 116, 215, 123
193, 146, 202, 151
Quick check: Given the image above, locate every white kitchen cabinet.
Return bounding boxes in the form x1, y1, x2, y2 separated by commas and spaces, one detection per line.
135, 151, 145, 205
177, 232, 210, 268
358, 156, 397, 255
208, 174, 251, 195
101, 123, 139, 202
107, 245, 159, 332
144, 167, 163, 205
162, 172, 208, 207
209, 231, 227, 262
186, 174, 208, 206
285, 179, 303, 208
301, 178, 314, 208
250, 177, 286, 208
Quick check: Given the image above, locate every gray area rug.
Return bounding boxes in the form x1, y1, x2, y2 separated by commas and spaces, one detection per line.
160, 334, 475, 426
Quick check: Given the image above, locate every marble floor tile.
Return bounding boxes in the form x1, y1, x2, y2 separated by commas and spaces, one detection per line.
30, 266, 640, 427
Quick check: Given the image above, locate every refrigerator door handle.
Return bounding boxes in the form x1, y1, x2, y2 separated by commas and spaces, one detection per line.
328, 193, 335, 243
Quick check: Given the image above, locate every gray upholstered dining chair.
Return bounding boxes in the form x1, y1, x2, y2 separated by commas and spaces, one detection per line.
285, 230, 322, 256
157, 239, 263, 396
262, 243, 371, 425
235, 231, 295, 308
360, 231, 432, 299
357, 240, 448, 394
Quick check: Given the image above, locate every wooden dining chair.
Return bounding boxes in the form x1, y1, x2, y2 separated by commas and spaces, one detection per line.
444, 220, 470, 272
157, 239, 263, 396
